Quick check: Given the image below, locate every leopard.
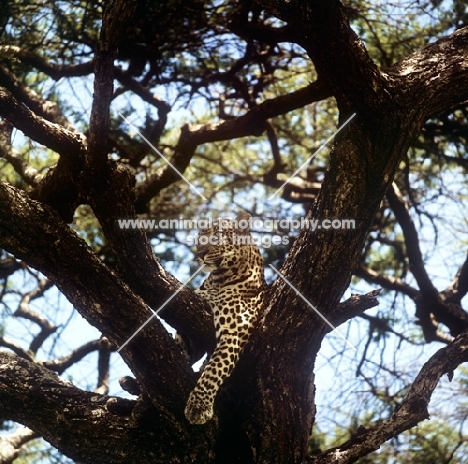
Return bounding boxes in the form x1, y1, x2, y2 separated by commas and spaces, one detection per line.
184, 212, 265, 425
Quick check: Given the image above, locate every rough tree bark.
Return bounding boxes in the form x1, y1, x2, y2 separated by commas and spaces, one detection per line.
0, 0, 468, 463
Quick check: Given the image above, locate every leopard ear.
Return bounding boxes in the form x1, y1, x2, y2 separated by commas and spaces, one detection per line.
235, 212, 252, 232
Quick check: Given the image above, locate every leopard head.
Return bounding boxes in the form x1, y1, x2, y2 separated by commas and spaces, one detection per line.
195, 212, 252, 272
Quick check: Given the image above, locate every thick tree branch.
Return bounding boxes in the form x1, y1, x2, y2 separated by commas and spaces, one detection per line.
0, 65, 78, 133
0, 87, 86, 162
86, 0, 137, 178
0, 46, 94, 80
0, 181, 194, 419
0, 52, 87, 220
85, 160, 216, 358
389, 26, 468, 118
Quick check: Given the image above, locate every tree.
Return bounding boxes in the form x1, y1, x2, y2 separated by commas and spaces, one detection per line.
1, 0, 468, 462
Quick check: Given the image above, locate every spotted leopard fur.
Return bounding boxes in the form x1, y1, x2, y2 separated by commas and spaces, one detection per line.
184, 212, 265, 424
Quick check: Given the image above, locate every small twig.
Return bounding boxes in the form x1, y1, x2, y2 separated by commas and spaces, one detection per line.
332, 288, 382, 327
14, 279, 57, 354
42, 340, 102, 375
0, 337, 34, 362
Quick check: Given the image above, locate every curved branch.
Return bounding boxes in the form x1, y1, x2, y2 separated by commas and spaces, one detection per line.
387, 182, 468, 338
257, 0, 384, 111
0, 120, 41, 186
135, 80, 332, 209
308, 327, 468, 463
0, 143, 41, 187
113, 66, 171, 118
390, 26, 468, 118
0, 46, 94, 80
0, 87, 86, 162
386, 182, 436, 295
0, 256, 23, 280
355, 263, 419, 299
189, 80, 332, 145
0, 180, 193, 416
42, 340, 102, 375
14, 279, 57, 354
0, 338, 34, 362
0, 65, 78, 133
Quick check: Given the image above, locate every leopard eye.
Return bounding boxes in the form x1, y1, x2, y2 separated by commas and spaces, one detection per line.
199, 229, 213, 239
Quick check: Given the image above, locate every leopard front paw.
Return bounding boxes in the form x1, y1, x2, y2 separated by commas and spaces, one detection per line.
185, 391, 214, 425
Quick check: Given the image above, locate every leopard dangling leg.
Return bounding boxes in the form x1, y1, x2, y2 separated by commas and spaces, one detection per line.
185, 332, 242, 424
